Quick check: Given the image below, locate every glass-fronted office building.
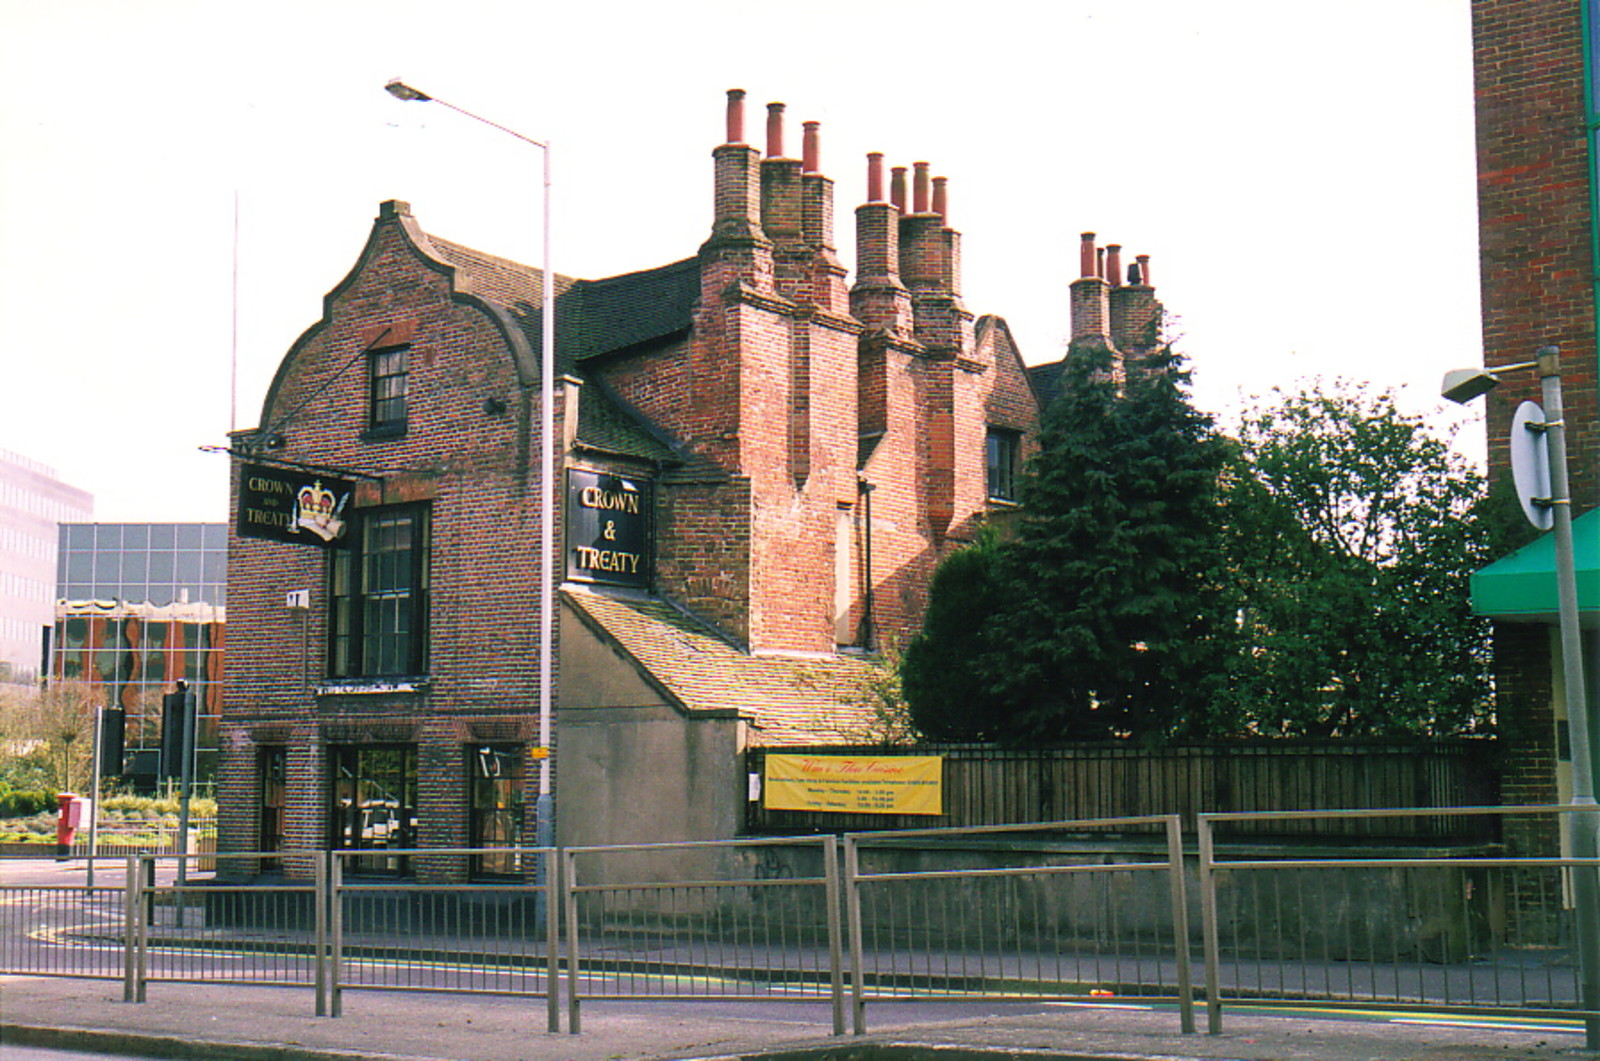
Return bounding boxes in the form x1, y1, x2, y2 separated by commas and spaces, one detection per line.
52, 523, 226, 786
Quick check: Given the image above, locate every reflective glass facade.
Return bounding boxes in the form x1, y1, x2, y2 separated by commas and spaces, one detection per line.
52, 523, 226, 786
57, 523, 226, 606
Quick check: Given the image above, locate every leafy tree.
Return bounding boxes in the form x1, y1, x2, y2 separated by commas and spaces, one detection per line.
1220, 381, 1497, 736
0, 681, 98, 793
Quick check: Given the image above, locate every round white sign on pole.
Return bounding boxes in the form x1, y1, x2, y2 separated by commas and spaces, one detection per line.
1509, 400, 1554, 531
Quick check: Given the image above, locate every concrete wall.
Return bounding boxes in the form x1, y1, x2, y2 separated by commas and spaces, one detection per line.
555, 602, 745, 854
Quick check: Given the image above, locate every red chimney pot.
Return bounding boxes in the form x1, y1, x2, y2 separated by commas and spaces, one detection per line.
931, 176, 948, 221
891, 166, 908, 213
866, 153, 885, 203
802, 121, 820, 173
725, 89, 746, 144
766, 102, 786, 158
913, 162, 931, 214
1079, 233, 1096, 278
1136, 254, 1152, 286
1106, 244, 1123, 287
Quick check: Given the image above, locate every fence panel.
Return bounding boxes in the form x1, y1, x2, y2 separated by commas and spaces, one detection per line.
130, 852, 325, 1009
844, 816, 1194, 1035
561, 836, 844, 1035
1198, 805, 1600, 1033
746, 741, 1499, 838
329, 847, 560, 1031
0, 859, 131, 981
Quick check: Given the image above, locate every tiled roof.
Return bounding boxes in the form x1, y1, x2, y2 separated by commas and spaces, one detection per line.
1027, 359, 1067, 405
574, 383, 680, 464
425, 238, 697, 370
567, 258, 700, 361
564, 588, 889, 746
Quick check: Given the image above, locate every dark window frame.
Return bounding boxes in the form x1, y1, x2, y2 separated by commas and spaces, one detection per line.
367, 345, 410, 438
329, 743, 419, 876
986, 427, 1022, 502
329, 505, 431, 679
259, 746, 287, 871
469, 744, 527, 879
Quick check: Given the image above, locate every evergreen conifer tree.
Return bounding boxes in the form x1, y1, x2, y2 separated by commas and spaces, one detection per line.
993, 338, 1233, 740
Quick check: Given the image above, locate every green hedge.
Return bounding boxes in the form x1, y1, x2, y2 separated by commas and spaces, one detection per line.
0, 786, 55, 819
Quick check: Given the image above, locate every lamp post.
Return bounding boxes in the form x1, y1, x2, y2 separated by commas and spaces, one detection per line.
385, 80, 557, 848
1443, 345, 1599, 1046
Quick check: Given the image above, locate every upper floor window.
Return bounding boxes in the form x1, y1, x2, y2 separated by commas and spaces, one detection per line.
369, 346, 409, 434
986, 428, 1021, 502
330, 505, 431, 678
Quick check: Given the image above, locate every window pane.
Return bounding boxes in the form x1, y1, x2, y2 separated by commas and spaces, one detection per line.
471, 745, 525, 877
330, 507, 428, 678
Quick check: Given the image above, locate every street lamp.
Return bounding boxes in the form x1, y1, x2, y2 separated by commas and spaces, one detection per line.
1444, 345, 1599, 1045
386, 79, 557, 847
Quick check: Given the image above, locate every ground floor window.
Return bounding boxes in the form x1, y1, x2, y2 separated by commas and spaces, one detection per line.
258, 746, 286, 870
470, 744, 525, 878
330, 744, 418, 874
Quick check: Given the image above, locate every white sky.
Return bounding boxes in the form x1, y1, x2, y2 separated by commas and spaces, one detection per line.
0, 0, 1483, 523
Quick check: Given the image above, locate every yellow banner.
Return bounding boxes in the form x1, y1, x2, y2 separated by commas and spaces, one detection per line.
763, 755, 942, 815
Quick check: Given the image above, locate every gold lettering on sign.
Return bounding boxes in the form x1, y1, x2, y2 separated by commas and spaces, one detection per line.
244, 509, 294, 528
580, 486, 641, 513
573, 546, 641, 574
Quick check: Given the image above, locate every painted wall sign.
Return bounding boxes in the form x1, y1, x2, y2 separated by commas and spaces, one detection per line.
566, 469, 652, 588
763, 755, 943, 816
237, 464, 355, 548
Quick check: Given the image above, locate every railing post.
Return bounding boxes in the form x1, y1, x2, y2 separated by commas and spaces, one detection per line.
327, 851, 343, 1018
315, 851, 330, 1017
1197, 816, 1222, 1034
843, 834, 867, 1036
121, 855, 139, 1002
545, 847, 561, 1034
1165, 815, 1195, 1033
563, 848, 581, 1035
135, 855, 152, 1002
822, 835, 845, 1036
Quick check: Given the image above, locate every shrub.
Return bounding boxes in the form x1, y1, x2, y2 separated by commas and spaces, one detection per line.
0, 787, 56, 818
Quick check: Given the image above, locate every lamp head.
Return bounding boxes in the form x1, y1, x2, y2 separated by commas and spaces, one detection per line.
385, 79, 432, 102
1441, 367, 1501, 405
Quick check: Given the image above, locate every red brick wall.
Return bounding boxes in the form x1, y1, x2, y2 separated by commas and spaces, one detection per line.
1474, 0, 1600, 508
1493, 622, 1562, 855
222, 204, 552, 880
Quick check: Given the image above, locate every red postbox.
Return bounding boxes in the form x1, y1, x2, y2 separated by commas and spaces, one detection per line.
55, 792, 85, 855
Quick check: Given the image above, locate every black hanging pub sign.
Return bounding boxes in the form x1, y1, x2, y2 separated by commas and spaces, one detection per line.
566, 469, 652, 588
236, 463, 355, 548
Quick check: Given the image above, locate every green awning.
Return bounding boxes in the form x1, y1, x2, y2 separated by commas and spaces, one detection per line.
1470, 506, 1600, 624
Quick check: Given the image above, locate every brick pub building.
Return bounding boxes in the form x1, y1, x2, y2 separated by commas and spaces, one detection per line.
218, 91, 1167, 878
1471, 0, 1600, 853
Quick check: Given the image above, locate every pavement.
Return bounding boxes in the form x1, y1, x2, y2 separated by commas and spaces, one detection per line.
2, 974, 1596, 1061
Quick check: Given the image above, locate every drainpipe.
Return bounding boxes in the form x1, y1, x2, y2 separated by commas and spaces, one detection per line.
858, 478, 875, 650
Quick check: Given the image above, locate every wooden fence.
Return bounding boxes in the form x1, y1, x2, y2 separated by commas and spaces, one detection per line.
745, 740, 1502, 841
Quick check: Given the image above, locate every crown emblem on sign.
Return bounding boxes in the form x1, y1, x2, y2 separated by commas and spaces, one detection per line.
295, 481, 346, 543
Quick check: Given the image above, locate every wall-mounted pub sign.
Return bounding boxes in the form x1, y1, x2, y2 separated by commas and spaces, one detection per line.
566, 469, 652, 588
237, 463, 355, 548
